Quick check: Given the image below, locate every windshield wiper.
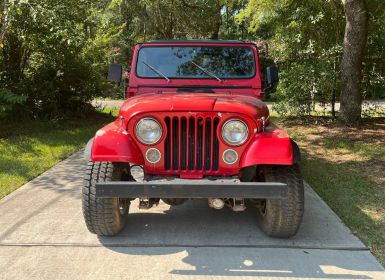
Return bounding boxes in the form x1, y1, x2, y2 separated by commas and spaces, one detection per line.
191, 61, 222, 82
142, 61, 170, 82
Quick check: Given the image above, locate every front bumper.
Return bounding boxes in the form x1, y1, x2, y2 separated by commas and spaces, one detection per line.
95, 178, 287, 199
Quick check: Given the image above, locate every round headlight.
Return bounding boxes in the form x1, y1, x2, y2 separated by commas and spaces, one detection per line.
222, 119, 249, 146
136, 118, 162, 145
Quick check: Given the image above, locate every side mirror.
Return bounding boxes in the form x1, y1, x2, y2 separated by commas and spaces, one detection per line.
107, 64, 123, 83
266, 65, 279, 87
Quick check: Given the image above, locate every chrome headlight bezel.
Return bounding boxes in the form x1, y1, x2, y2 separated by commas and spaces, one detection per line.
221, 119, 249, 146
135, 117, 162, 145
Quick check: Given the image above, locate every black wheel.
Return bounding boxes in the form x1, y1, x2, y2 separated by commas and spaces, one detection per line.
82, 161, 130, 236
256, 164, 304, 238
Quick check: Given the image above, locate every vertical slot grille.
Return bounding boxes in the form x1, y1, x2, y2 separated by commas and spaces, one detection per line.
165, 115, 220, 172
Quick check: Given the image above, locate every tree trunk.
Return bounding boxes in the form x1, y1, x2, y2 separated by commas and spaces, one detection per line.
210, 3, 222, 40
0, 1, 11, 45
339, 0, 368, 123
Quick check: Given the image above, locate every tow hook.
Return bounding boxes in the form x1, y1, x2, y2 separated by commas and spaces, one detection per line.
139, 198, 160, 210
229, 198, 246, 212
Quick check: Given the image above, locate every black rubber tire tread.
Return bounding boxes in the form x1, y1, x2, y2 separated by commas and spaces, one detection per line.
82, 161, 128, 236
257, 164, 304, 238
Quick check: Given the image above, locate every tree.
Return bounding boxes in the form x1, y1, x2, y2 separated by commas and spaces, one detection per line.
0, 1, 11, 46
0, 0, 114, 118
339, 0, 368, 122
1, 0, 383, 120
236, 0, 345, 116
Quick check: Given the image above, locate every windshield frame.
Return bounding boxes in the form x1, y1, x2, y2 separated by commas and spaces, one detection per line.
135, 45, 257, 80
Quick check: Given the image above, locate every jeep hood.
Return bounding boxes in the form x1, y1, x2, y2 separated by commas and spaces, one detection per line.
119, 92, 269, 122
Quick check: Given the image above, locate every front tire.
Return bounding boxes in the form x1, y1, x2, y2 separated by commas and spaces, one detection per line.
256, 164, 304, 238
82, 161, 129, 236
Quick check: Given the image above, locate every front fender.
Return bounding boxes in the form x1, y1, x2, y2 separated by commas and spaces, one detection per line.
91, 120, 144, 164
240, 124, 299, 167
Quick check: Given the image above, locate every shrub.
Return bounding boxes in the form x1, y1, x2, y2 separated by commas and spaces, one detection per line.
0, 88, 27, 117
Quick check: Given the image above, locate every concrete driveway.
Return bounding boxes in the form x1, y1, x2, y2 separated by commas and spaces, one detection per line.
0, 152, 384, 280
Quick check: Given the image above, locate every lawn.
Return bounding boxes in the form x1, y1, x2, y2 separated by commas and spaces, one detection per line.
276, 117, 385, 265
0, 112, 114, 199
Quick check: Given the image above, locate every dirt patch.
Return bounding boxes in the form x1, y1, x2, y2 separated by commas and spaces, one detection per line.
280, 118, 385, 185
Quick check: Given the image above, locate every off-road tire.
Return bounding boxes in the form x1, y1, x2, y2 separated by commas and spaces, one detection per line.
82, 161, 129, 236
256, 164, 304, 238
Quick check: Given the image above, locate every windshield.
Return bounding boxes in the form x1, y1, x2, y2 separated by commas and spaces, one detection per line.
136, 46, 256, 79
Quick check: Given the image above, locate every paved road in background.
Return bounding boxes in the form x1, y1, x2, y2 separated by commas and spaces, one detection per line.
0, 151, 384, 279
94, 99, 385, 111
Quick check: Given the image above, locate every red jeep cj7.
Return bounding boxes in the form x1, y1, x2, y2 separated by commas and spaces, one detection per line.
83, 40, 304, 238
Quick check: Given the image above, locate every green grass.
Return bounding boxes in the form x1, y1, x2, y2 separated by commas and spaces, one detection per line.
101, 107, 120, 117
279, 118, 385, 265
0, 112, 114, 199
302, 158, 385, 263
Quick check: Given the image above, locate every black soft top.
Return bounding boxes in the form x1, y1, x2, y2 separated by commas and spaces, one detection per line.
143, 39, 247, 44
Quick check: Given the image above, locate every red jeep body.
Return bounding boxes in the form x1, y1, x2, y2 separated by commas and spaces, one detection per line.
83, 40, 304, 238
92, 41, 296, 173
